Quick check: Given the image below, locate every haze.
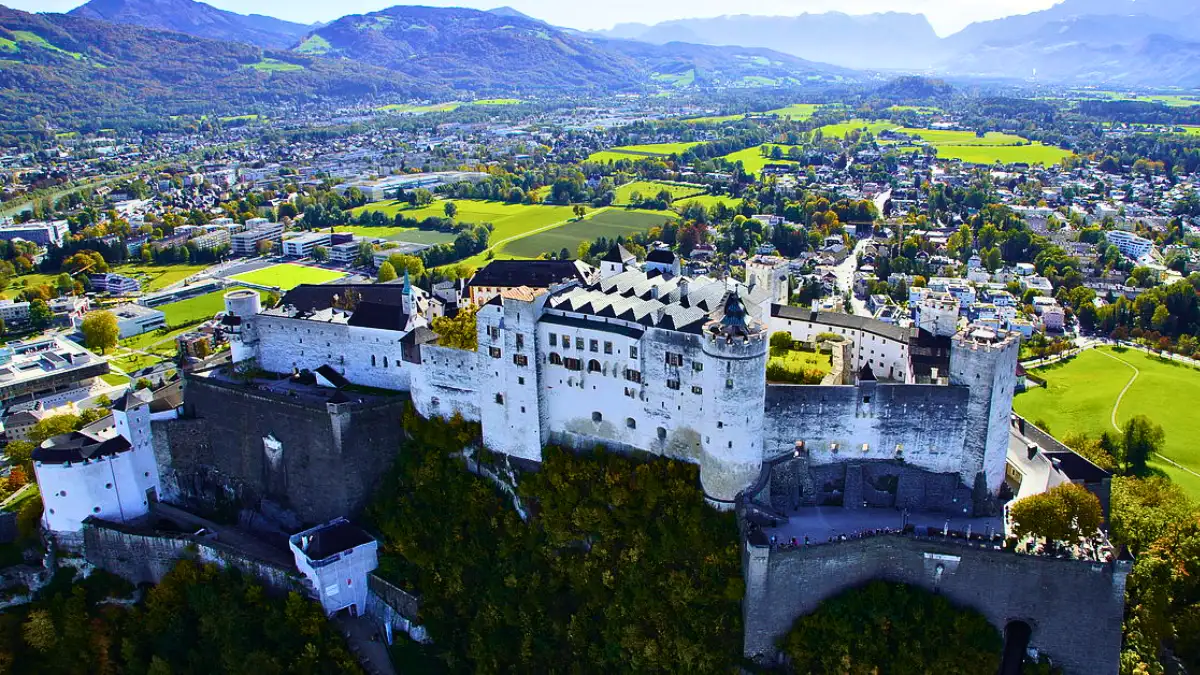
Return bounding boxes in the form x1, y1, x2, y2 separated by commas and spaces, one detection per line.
16, 0, 1063, 36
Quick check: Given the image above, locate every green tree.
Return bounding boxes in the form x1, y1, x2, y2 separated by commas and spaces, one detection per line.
386, 254, 425, 279
312, 245, 329, 262
81, 311, 120, 354
29, 414, 82, 445
135, 378, 153, 391
377, 261, 397, 283
1111, 476, 1197, 555
444, 201, 458, 218
1009, 483, 1104, 543
429, 306, 478, 351
28, 299, 51, 329
1121, 415, 1165, 476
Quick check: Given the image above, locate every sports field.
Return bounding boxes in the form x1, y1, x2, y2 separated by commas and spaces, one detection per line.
158, 288, 265, 326
1014, 347, 1200, 497
815, 120, 897, 138
230, 263, 347, 290
613, 181, 706, 205
586, 142, 704, 162
502, 210, 673, 259
721, 145, 802, 175
352, 200, 577, 245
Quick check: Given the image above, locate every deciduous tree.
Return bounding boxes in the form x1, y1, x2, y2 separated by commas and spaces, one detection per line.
81, 311, 120, 354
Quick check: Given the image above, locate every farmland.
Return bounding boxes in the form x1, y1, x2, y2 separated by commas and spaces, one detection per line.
763, 103, 821, 119
1014, 347, 1200, 497
376, 102, 460, 114
354, 200, 578, 246
895, 129, 1027, 146
720, 145, 802, 175
684, 112, 750, 124
502, 209, 674, 259
246, 58, 304, 72
889, 128, 1072, 166
1075, 90, 1200, 107
586, 142, 704, 162
230, 263, 347, 290
815, 120, 897, 138
613, 181, 706, 205
675, 194, 745, 210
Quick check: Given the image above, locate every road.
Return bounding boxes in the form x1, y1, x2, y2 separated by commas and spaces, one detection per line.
833, 236, 874, 317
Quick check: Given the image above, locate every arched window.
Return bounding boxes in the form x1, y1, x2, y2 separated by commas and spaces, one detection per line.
549, 352, 563, 365
592, 411, 603, 423
657, 427, 667, 440
588, 359, 602, 373
626, 418, 636, 429
383, 356, 389, 368
371, 354, 377, 367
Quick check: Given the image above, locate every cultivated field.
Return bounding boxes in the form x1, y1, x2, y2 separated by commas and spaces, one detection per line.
1014, 347, 1200, 496
1076, 91, 1200, 107
613, 181, 706, 205
352, 199, 577, 245
586, 142, 704, 162
675, 194, 745, 210
376, 102, 460, 114
502, 209, 673, 259
231, 263, 347, 290
815, 120, 897, 138
895, 129, 1027, 146
684, 112, 750, 124
764, 103, 821, 119
721, 145, 802, 175
890, 128, 1072, 166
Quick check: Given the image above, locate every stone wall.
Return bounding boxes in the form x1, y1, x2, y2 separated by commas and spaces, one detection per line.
155, 376, 407, 526
743, 535, 1129, 675
765, 457, 974, 513
82, 519, 299, 590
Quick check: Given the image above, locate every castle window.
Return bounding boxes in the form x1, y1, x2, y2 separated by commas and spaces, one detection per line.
592, 411, 603, 423
590, 339, 599, 352
516, 334, 525, 350
495, 393, 504, 404
371, 355, 376, 367
105, 483, 113, 489
587, 359, 602, 373
624, 387, 636, 398
830, 443, 839, 453
667, 379, 680, 390
657, 427, 667, 440
487, 326, 500, 340
93, 507, 101, 513
717, 421, 724, 429
863, 396, 871, 404
518, 377, 525, 385
431, 397, 440, 406
693, 362, 703, 372
862, 443, 870, 452
549, 333, 557, 347
626, 418, 636, 429
513, 354, 528, 367
489, 347, 502, 359
725, 378, 734, 389
383, 356, 389, 368
521, 406, 526, 413
604, 341, 613, 354
691, 386, 703, 395
630, 346, 639, 359
665, 352, 683, 367
564, 358, 582, 371
561, 335, 570, 348
625, 369, 641, 383
549, 352, 563, 365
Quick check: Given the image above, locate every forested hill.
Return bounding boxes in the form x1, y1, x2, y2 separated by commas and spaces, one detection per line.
293, 5, 856, 94
0, 6, 432, 134
68, 0, 311, 49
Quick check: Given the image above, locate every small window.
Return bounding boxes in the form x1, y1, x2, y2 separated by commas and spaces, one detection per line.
592, 411, 603, 423
518, 377, 525, 385
630, 346, 639, 359
588, 359, 602, 373
624, 387, 636, 398
105, 483, 113, 489
549, 333, 558, 347
495, 393, 504, 404
562, 335, 571, 349
489, 347, 502, 359
513, 354, 528, 367
550, 352, 563, 365
604, 341, 613, 354
93, 507, 101, 513
516, 334, 525, 350
665, 352, 683, 367
725, 378, 734, 389
590, 339, 599, 352
863, 396, 871, 404
383, 356, 389, 368
657, 427, 667, 440
564, 358, 582, 371
693, 362, 703, 372
626, 418, 636, 429
487, 326, 500, 340
625, 369, 642, 383
717, 421, 724, 429
371, 355, 376, 367
691, 386, 703, 395
667, 379, 680, 390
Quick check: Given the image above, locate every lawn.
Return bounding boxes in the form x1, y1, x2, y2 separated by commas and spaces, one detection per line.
246, 58, 304, 72
586, 142, 704, 162
230, 263, 347, 290
767, 345, 832, 384
1076, 91, 1200, 107
652, 70, 695, 88
502, 209, 674, 259
684, 112, 750, 124
895, 129, 1027, 146
613, 181, 706, 205
935, 143, 1073, 166
112, 263, 209, 293
721, 145, 802, 175
674, 194, 745, 210
764, 103, 821, 119
816, 119, 897, 138
352, 200, 577, 248
335, 225, 457, 246
158, 288, 264, 326
471, 98, 522, 105
1014, 347, 1200, 497
376, 102, 461, 114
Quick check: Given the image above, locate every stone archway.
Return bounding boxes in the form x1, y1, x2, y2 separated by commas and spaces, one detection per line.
999, 619, 1033, 675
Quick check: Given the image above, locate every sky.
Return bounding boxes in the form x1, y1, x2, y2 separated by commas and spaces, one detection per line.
17, 0, 1063, 36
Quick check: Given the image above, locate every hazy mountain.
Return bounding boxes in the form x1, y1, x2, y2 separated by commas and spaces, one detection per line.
0, 5, 428, 132
593, 12, 943, 70
294, 6, 856, 94
68, 0, 310, 49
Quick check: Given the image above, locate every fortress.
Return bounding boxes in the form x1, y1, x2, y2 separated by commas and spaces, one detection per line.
223, 261, 1019, 509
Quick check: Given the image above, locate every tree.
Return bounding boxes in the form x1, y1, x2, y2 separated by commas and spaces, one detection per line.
312, 245, 329, 262
573, 205, 587, 219
444, 201, 458, 218
4, 440, 35, 467
135, 378, 153, 391
22, 610, 56, 653
265, 291, 281, 308
29, 414, 82, 445
377, 261, 397, 283
386, 254, 425, 279
356, 241, 375, 267
1121, 415, 1165, 476
256, 239, 274, 256
1009, 483, 1104, 543
28, 300, 51, 329
1110, 476, 1197, 555
81, 311, 120, 354
430, 307, 478, 351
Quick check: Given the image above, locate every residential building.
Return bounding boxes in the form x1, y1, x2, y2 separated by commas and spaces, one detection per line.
0, 335, 109, 409
0, 220, 69, 247
89, 273, 140, 295
281, 232, 331, 258
1105, 230, 1155, 260
231, 222, 284, 256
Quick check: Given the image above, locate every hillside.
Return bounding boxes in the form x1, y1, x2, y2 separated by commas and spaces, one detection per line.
68, 0, 311, 49
295, 6, 855, 94
0, 6, 429, 134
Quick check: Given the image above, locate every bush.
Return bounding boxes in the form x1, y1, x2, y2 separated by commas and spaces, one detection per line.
769, 331, 794, 350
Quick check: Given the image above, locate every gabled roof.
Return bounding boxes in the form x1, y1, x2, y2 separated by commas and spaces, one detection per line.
346, 301, 409, 332
467, 260, 595, 290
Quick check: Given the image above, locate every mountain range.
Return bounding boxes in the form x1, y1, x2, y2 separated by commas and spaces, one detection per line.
67, 0, 311, 49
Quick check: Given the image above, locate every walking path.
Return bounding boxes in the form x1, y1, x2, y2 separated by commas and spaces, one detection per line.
1094, 347, 1200, 482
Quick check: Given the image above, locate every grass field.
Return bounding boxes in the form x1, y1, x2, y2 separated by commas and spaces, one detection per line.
231, 263, 347, 290
720, 145, 802, 175
935, 144, 1073, 165
353, 200, 577, 247
889, 105, 940, 114
896, 129, 1027, 146
336, 225, 457, 246
502, 209, 673, 259
376, 102, 461, 114
472, 98, 522, 105
586, 142, 704, 162
764, 103, 821, 119
684, 112, 750, 124
613, 181, 706, 205
652, 70, 695, 88
1075, 91, 1200, 107
158, 288, 264, 325
675, 194, 745, 210
112, 263, 209, 293
815, 120, 897, 138
1014, 347, 1200, 497
246, 58, 304, 72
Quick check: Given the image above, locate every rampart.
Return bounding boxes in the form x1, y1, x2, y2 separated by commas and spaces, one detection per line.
743, 534, 1129, 675
153, 374, 408, 526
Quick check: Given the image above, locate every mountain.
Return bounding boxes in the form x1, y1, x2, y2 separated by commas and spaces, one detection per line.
0, 5, 430, 134
68, 0, 310, 49
593, 12, 942, 70
292, 6, 856, 94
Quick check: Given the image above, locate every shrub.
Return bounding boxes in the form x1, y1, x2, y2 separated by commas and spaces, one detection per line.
769, 331, 794, 350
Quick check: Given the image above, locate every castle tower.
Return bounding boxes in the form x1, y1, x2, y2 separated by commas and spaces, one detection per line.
478, 289, 547, 464
950, 327, 1020, 494
696, 288, 768, 505
224, 288, 261, 364
600, 244, 635, 280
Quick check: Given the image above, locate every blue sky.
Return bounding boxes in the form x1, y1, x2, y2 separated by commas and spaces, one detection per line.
18, 0, 1061, 36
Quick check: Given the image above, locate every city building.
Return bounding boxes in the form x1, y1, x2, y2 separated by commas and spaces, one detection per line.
231, 222, 284, 256
465, 259, 597, 306
189, 229, 231, 251
89, 273, 141, 295
281, 232, 331, 258
108, 304, 168, 339
1105, 230, 1155, 260
0, 220, 69, 247
0, 299, 31, 327
0, 335, 109, 410
289, 518, 379, 616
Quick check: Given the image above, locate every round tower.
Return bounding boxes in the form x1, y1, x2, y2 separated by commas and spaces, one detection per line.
696, 288, 768, 504
224, 289, 261, 364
